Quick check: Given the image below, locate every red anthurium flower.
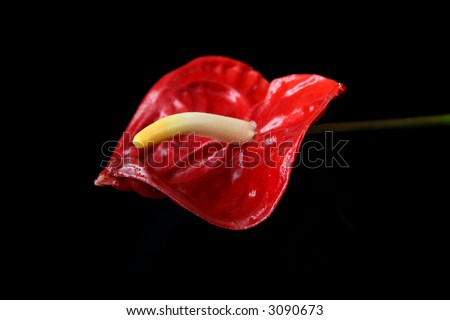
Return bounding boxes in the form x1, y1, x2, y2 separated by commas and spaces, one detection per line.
95, 56, 345, 229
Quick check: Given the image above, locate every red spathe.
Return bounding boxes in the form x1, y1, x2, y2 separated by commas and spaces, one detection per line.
95, 56, 345, 229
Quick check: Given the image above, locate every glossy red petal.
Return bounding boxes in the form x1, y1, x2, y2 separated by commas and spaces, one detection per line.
96, 56, 269, 199
95, 56, 345, 229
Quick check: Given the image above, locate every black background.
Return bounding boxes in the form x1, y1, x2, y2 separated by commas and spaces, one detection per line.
5, 12, 449, 299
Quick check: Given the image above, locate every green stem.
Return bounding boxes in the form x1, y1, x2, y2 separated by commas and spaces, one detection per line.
308, 114, 450, 134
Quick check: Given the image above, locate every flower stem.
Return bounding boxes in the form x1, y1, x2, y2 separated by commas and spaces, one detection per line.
308, 114, 450, 134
